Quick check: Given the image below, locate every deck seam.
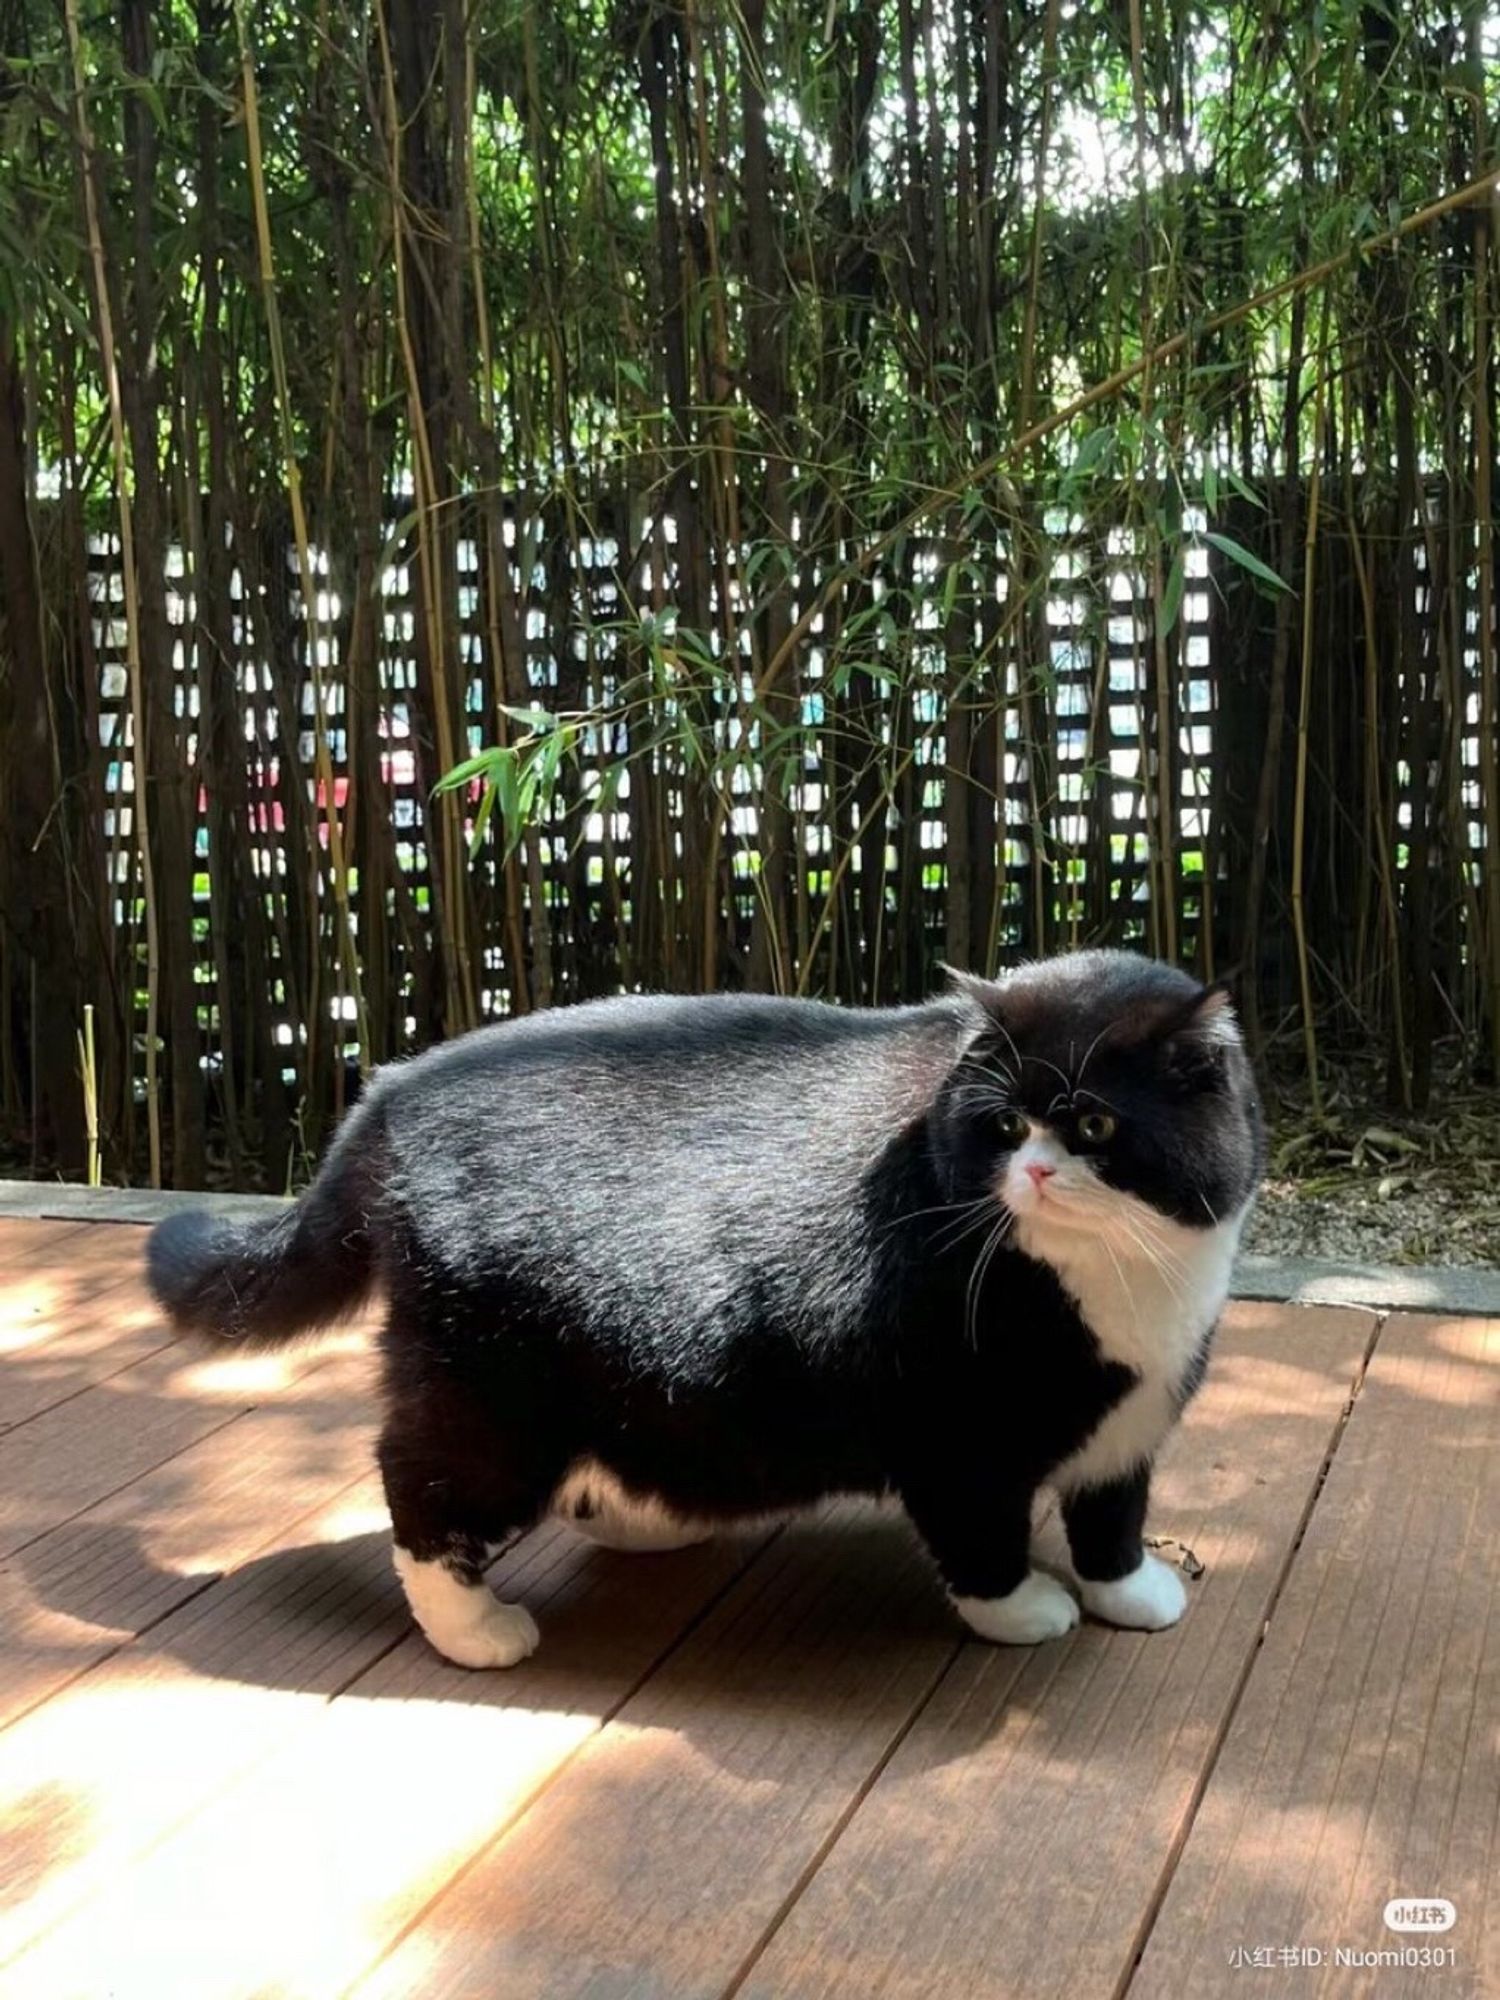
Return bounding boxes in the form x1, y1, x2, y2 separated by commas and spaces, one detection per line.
0, 1331, 355, 1565
0, 1333, 181, 1438
0, 1261, 167, 1438
717, 1632, 970, 2000
1111, 1305, 1390, 1999
0, 1456, 381, 1739
333, 1523, 791, 2000
0, 1404, 257, 1566
1315, 1329, 1496, 1983
14, 1197, 1500, 1316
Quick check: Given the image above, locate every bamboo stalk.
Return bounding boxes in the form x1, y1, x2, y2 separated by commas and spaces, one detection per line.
1341, 384, 1408, 1094
1471, 46, 1500, 1073
64, 0, 162, 1188
1291, 295, 1331, 1116
77, 1003, 100, 1187
234, 0, 370, 1082
462, 20, 533, 1016
372, 0, 479, 1035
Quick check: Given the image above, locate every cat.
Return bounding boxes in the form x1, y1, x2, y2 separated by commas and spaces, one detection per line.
147, 949, 1264, 1670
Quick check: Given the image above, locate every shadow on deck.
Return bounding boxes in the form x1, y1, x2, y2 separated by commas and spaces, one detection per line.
0, 1211, 1495, 1998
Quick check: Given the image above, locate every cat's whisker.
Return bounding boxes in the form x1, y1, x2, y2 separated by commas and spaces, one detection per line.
879, 1193, 990, 1240
990, 1020, 1025, 1083
927, 1201, 1007, 1255
1060, 1180, 1191, 1265
1120, 1208, 1194, 1279
964, 1210, 1013, 1350
1073, 1022, 1115, 1092
1096, 1231, 1140, 1331
1024, 1052, 1073, 1094
953, 1081, 1016, 1113
1107, 1212, 1193, 1309
1036, 1181, 1195, 1306
972, 1064, 1019, 1100
1073, 1085, 1123, 1118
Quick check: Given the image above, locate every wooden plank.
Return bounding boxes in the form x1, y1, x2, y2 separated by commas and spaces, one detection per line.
343, 1304, 1374, 2000
1, 1222, 167, 1434
0, 1266, 174, 1435
0, 1219, 101, 1266
0, 1182, 282, 1225
726, 1304, 1377, 2000
1, 1219, 139, 1275
0, 1337, 376, 1730
0, 1283, 358, 1557
0, 1469, 409, 1970
0, 1216, 83, 1253
348, 1502, 959, 2000
0, 1512, 769, 1988
2, 1526, 775, 2000
1129, 1313, 1499, 2000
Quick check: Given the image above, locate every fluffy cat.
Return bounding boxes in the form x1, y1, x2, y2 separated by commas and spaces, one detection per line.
147, 949, 1264, 1669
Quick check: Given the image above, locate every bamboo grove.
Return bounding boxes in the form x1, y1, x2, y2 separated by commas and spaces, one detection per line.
0, 0, 1497, 1189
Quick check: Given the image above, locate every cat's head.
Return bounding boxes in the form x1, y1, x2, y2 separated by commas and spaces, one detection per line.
931, 951, 1264, 1256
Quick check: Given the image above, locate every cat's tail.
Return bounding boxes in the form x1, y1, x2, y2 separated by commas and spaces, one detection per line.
146, 1099, 386, 1350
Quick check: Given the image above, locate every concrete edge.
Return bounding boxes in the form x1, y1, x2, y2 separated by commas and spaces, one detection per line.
1232, 1253, 1500, 1317
3, 1179, 1497, 1316
0, 1179, 287, 1225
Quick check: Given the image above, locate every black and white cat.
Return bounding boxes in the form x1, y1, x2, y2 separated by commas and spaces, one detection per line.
148, 950, 1264, 1669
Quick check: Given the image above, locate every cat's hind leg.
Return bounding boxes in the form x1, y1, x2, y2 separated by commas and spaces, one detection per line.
377, 1358, 563, 1670
553, 1461, 713, 1553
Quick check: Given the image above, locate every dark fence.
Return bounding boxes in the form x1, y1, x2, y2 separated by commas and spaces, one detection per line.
9, 483, 1495, 1188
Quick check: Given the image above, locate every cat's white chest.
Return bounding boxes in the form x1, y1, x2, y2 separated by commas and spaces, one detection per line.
1019, 1208, 1244, 1490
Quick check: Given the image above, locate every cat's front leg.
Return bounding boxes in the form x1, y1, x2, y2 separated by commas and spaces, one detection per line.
900, 1473, 1080, 1646
1060, 1463, 1187, 1631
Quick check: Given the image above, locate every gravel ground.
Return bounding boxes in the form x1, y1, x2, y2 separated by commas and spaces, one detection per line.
1244, 1081, 1500, 1268
1243, 1179, 1500, 1267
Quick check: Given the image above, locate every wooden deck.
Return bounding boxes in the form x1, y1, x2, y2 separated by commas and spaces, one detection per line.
1, 1216, 1495, 1999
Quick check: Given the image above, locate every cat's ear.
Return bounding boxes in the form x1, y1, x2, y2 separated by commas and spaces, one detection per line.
1185, 981, 1241, 1038
939, 964, 1009, 1021
1162, 982, 1242, 1085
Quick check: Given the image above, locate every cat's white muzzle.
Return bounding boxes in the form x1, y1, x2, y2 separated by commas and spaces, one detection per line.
999, 1129, 1102, 1231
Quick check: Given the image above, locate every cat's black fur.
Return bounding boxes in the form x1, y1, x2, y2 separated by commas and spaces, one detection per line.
148, 950, 1263, 1648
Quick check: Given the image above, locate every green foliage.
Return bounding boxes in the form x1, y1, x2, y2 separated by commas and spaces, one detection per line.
1, 0, 1497, 1186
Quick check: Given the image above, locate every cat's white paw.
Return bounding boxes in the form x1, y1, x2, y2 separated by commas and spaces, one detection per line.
433, 1596, 540, 1670
1078, 1552, 1187, 1631
954, 1570, 1081, 1645
393, 1548, 540, 1669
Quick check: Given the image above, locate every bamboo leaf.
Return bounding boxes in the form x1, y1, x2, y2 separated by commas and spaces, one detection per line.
1069, 427, 1114, 479
1204, 531, 1289, 593
498, 703, 561, 735
434, 750, 502, 794
1223, 468, 1267, 511
1160, 549, 1186, 636
467, 783, 496, 858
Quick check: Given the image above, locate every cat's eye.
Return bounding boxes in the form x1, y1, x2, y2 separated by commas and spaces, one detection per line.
996, 1109, 1029, 1143
1076, 1110, 1117, 1144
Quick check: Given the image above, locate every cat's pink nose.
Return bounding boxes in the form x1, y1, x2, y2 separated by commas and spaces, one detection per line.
1024, 1162, 1056, 1187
